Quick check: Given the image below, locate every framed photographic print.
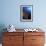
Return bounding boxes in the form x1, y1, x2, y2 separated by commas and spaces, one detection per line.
20, 5, 33, 22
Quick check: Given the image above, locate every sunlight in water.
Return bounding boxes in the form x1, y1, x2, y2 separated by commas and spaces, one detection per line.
27, 7, 31, 12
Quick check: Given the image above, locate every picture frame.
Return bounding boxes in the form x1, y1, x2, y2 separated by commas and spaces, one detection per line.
20, 5, 33, 22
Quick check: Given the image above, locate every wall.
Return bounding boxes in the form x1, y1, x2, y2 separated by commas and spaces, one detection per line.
0, 0, 46, 31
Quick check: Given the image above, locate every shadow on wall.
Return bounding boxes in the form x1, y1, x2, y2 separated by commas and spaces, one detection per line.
0, 24, 7, 43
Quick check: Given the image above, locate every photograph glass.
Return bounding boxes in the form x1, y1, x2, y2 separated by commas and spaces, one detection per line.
20, 5, 33, 22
